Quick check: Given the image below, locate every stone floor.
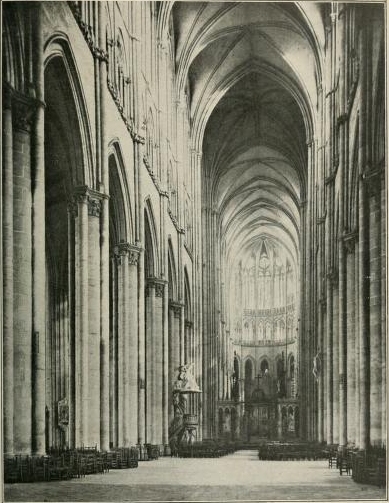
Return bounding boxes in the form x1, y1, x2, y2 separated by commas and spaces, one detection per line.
4, 450, 387, 502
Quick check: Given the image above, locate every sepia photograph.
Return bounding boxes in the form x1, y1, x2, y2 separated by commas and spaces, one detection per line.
1, 0, 387, 501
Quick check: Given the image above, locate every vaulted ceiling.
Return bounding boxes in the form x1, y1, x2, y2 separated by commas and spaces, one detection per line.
172, 1, 325, 274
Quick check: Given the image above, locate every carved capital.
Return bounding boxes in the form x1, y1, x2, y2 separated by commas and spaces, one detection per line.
71, 186, 108, 217
169, 300, 184, 318
146, 277, 166, 298
67, 200, 79, 218
88, 196, 102, 217
12, 94, 37, 132
114, 242, 141, 266
93, 46, 109, 62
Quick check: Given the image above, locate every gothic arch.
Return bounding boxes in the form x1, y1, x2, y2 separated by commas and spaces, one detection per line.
184, 267, 192, 321
108, 141, 134, 244
144, 199, 159, 278
44, 33, 94, 187
168, 239, 178, 300
243, 355, 255, 379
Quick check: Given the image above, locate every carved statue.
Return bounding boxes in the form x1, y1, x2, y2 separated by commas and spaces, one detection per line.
173, 363, 200, 393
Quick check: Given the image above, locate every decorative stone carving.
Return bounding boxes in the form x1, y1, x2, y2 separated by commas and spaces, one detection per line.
114, 242, 141, 267
12, 94, 37, 132
147, 277, 166, 297
67, 200, 79, 218
169, 301, 184, 318
72, 186, 107, 217
88, 197, 102, 217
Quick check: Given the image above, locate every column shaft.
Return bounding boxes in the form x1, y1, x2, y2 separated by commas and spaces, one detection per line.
31, 4, 46, 454
154, 284, 164, 446
346, 244, 356, 444
88, 206, 101, 448
369, 186, 382, 444
3, 95, 14, 455
332, 286, 339, 444
146, 284, 155, 443
13, 122, 32, 454
75, 196, 89, 447
99, 2, 109, 451
128, 251, 139, 446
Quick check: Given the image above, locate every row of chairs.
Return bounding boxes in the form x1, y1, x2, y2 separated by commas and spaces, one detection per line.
5, 446, 139, 483
327, 444, 386, 487
178, 440, 236, 458
258, 442, 327, 461
351, 449, 386, 487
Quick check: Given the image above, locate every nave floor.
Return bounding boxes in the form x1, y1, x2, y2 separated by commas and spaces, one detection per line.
4, 449, 386, 502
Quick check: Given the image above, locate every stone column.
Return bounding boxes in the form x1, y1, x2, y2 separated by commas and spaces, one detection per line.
332, 279, 339, 444
367, 173, 382, 445
338, 239, 347, 448
3, 85, 14, 455
358, 23, 369, 451
116, 243, 130, 447
128, 246, 140, 446
380, 172, 386, 446
354, 240, 360, 446
75, 187, 102, 447
317, 299, 324, 443
145, 278, 165, 446
345, 233, 356, 444
154, 280, 165, 447
109, 255, 118, 447
12, 93, 35, 454
87, 193, 102, 448
162, 280, 170, 452
169, 301, 183, 418
31, 3, 46, 455
325, 272, 333, 445
145, 281, 156, 444
98, 2, 110, 452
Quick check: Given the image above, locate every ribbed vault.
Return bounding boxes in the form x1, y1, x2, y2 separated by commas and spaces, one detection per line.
172, 1, 324, 310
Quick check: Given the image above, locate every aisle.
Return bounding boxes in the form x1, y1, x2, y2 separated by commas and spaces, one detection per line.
4, 450, 386, 502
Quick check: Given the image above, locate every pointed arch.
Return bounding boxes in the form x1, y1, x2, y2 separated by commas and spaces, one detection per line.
144, 198, 159, 277
184, 267, 192, 321
168, 239, 178, 300
44, 33, 94, 187
108, 140, 134, 245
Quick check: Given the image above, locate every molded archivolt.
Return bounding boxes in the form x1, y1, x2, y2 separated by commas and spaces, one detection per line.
108, 141, 134, 245
144, 199, 160, 278
44, 34, 95, 188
